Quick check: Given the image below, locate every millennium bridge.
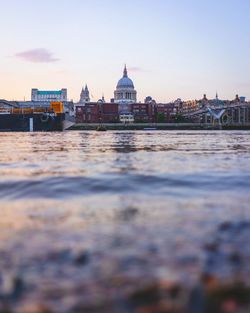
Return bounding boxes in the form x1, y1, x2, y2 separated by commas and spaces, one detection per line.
182, 102, 250, 125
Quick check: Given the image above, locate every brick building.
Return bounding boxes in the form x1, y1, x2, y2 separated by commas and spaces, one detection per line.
76, 102, 119, 123
155, 103, 178, 122
101, 103, 119, 123
76, 103, 99, 123
131, 103, 155, 122
75, 101, 181, 124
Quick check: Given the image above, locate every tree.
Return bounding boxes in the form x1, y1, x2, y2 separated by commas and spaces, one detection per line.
156, 112, 165, 123
175, 113, 187, 123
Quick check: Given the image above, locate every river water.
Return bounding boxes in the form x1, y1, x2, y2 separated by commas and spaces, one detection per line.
0, 131, 250, 312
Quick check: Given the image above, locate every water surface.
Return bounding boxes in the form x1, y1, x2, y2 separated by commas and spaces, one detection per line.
0, 130, 250, 312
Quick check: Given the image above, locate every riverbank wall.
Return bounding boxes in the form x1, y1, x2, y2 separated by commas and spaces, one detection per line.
67, 123, 250, 131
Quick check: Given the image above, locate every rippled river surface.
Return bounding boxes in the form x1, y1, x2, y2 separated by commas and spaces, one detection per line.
1, 131, 250, 313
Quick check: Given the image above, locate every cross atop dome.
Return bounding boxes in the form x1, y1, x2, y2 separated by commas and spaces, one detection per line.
123, 64, 128, 78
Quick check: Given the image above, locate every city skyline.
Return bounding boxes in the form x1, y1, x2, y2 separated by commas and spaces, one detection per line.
1, 0, 250, 102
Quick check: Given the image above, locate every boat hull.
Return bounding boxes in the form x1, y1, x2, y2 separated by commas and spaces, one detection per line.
0, 113, 65, 132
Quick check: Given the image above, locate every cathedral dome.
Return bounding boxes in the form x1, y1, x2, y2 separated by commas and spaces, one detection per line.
116, 66, 134, 89
114, 65, 137, 104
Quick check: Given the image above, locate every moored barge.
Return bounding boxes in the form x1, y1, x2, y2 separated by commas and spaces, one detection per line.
0, 102, 65, 132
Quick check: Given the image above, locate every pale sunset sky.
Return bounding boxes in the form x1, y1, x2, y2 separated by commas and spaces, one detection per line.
0, 0, 250, 102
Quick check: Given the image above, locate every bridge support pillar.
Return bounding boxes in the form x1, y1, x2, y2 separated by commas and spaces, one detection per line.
204, 114, 207, 124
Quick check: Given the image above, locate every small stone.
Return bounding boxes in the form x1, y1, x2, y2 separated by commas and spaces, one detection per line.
129, 284, 161, 307
228, 252, 241, 265
218, 222, 233, 232
168, 284, 181, 299
177, 255, 198, 265
221, 299, 238, 313
0, 307, 12, 313
118, 207, 139, 221
201, 273, 219, 290
187, 285, 205, 313
11, 276, 24, 300
74, 251, 90, 266
47, 249, 72, 263
205, 282, 250, 311
237, 221, 250, 230
147, 244, 158, 254
203, 242, 219, 253
19, 304, 53, 313
2, 275, 24, 300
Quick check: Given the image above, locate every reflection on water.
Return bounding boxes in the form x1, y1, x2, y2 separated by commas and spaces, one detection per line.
0, 131, 250, 312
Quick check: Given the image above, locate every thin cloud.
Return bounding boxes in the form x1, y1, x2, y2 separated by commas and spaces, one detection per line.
14, 48, 59, 63
128, 66, 147, 73
237, 82, 250, 89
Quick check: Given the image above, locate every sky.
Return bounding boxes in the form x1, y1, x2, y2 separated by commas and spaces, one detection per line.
0, 0, 250, 102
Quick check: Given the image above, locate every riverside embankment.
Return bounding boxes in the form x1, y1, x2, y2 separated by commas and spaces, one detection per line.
68, 122, 250, 131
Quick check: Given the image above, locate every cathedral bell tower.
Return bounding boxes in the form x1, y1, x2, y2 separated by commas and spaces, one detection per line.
80, 84, 90, 103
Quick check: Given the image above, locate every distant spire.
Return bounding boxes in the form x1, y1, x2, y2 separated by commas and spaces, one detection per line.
80, 83, 90, 103
123, 64, 128, 77
216, 91, 218, 100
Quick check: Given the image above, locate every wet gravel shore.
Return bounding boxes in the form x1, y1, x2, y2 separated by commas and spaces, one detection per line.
1, 219, 250, 313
